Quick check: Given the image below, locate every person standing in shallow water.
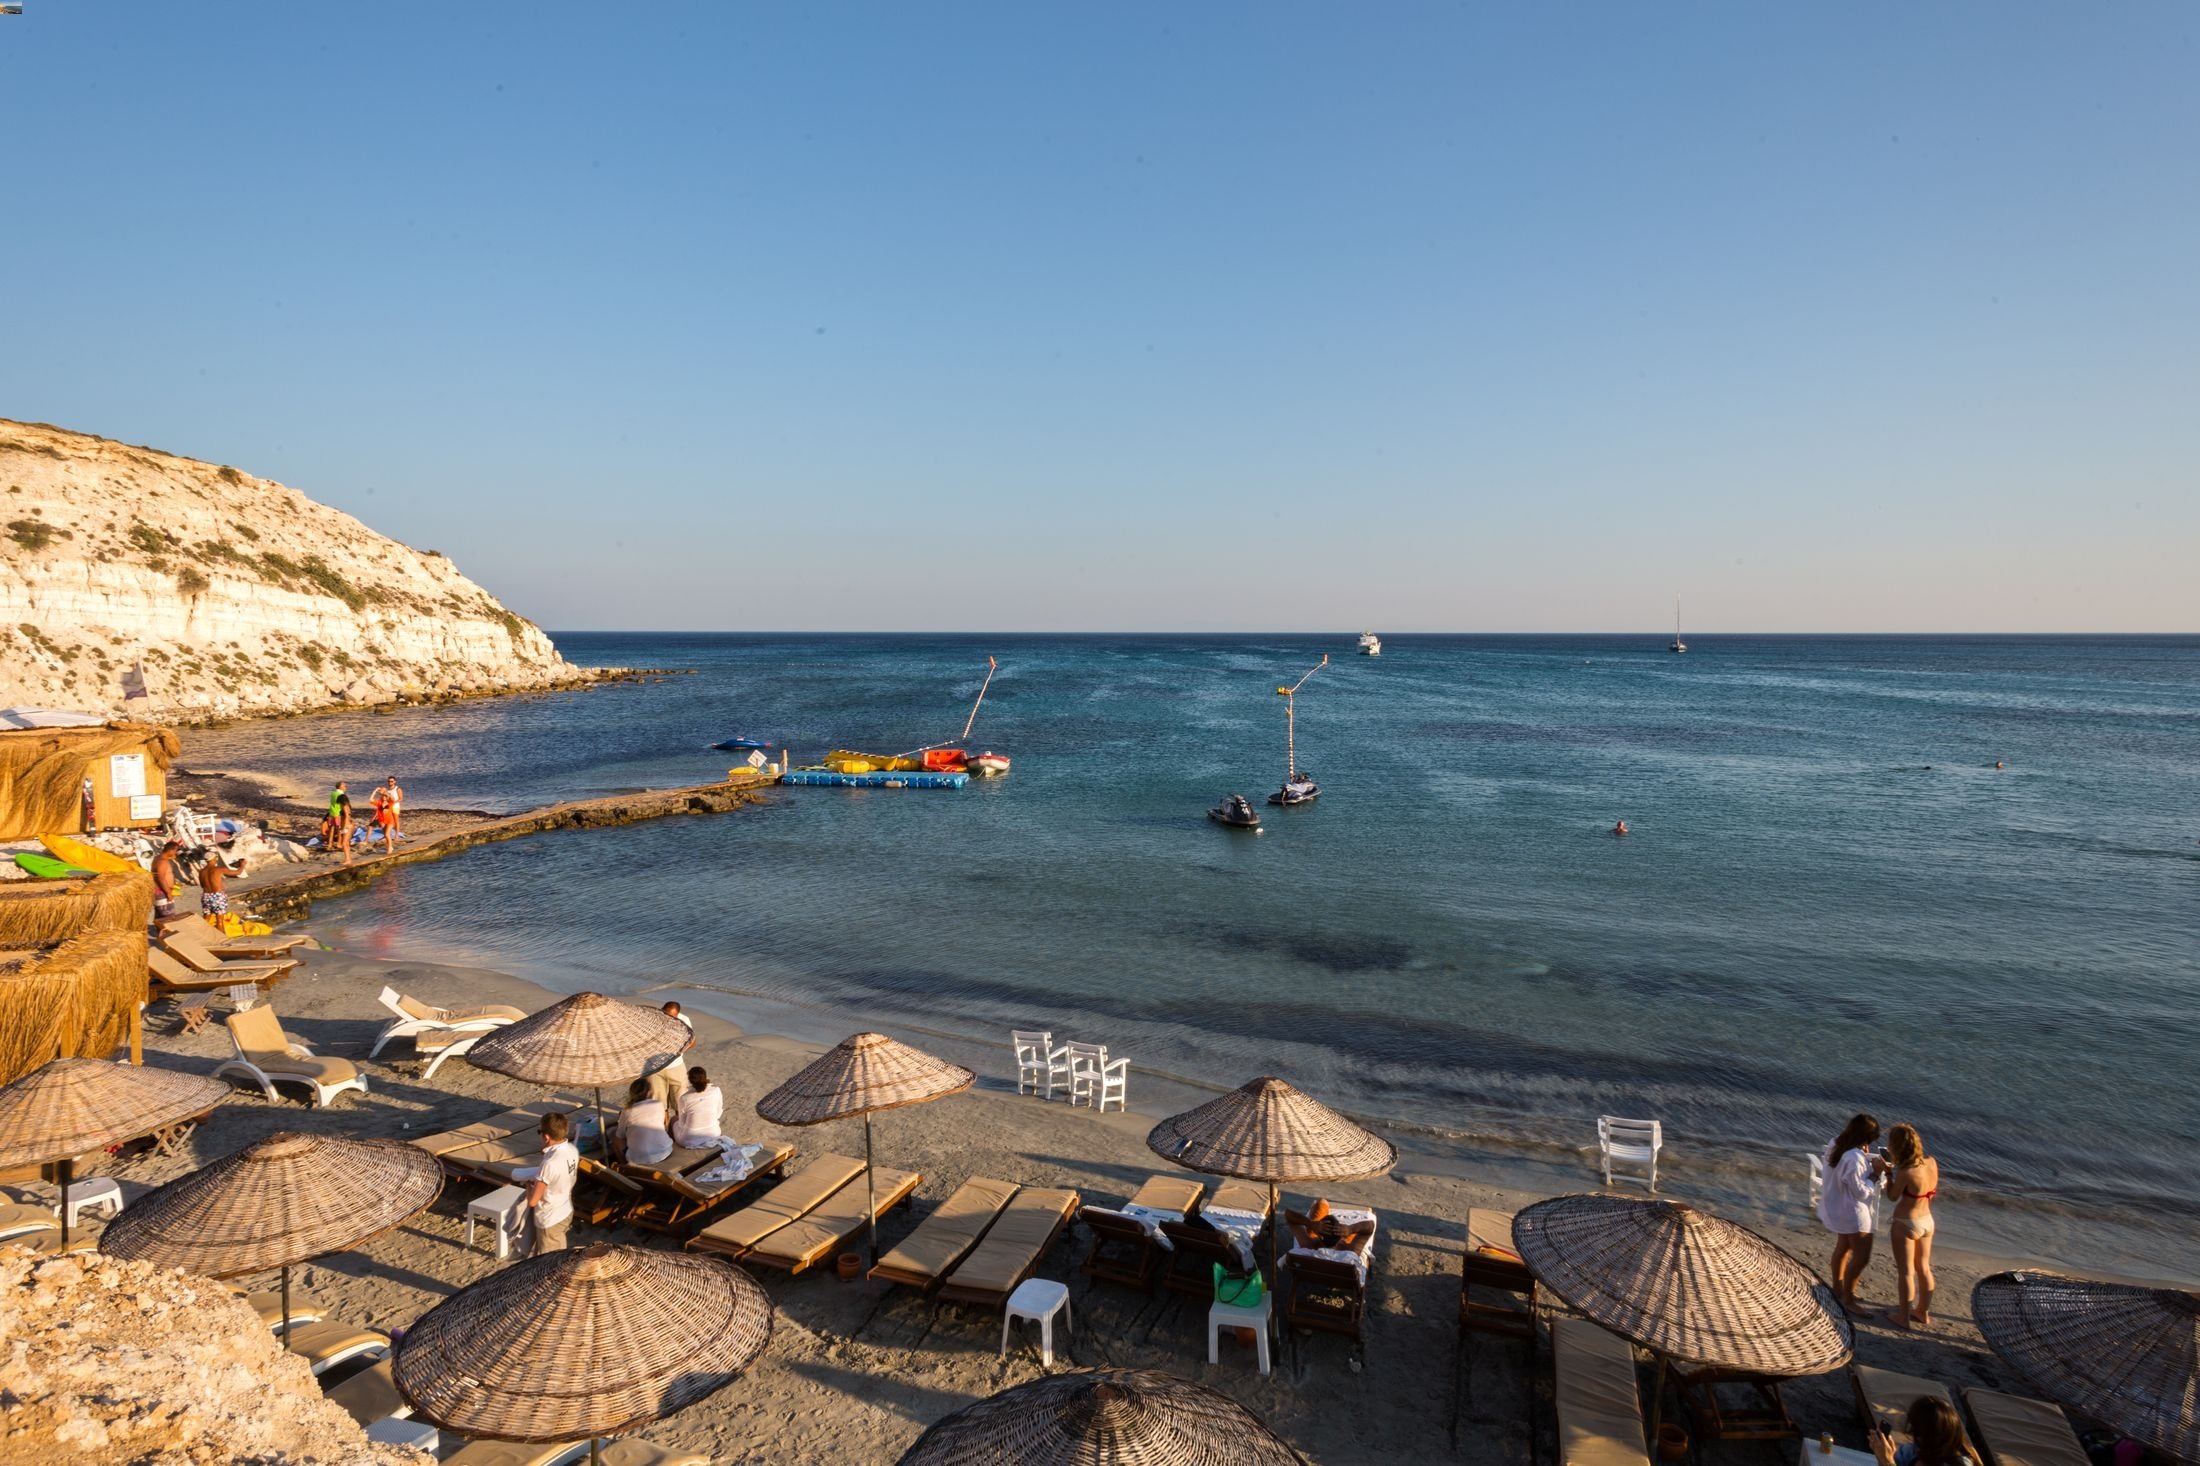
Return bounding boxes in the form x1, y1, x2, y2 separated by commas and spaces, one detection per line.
1819, 1112, 1886, 1314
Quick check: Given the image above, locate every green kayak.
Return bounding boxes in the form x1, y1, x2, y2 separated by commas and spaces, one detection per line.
13, 852, 92, 879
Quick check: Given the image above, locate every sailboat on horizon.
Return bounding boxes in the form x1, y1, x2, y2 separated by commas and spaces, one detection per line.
1669, 595, 1687, 654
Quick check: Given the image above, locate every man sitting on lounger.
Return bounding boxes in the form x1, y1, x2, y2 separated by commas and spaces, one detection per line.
513, 1112, 578, 1257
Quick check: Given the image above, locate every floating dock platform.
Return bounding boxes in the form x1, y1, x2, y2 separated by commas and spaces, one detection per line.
780, 769, 970, 789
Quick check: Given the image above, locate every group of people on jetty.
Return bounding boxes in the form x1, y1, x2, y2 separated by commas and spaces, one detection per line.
1819, 1112, 1941, 1332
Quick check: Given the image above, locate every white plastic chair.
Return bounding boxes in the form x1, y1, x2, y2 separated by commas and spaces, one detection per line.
368, 985, 526, 1058
1012, 1029, 1071, 1100
1065, 1041, 1128, 1112
1597, 1116, 1662, 1191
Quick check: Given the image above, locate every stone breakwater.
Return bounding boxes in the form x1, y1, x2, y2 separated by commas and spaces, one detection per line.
0, 418, 605, 723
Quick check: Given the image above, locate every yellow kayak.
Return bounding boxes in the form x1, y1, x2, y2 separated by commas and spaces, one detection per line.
40, 834, 141, 875
825, 749, 926, 773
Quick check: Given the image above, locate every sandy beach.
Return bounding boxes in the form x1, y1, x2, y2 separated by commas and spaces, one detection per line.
74, 941, 2076, 1465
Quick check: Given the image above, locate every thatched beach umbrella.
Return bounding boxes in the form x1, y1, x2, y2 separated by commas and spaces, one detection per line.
0, 1055, 228, 1245
1512, 1194, 1853, 1437
754, 1032, 974, 1261
1973, 1270, 2199, 1462
101, 1130, 441, 1332
896, 1367, 1305, 1466
466, 991, 692, 1148
1145, 1076, 1397, 1241
395, 1241, 772, 1466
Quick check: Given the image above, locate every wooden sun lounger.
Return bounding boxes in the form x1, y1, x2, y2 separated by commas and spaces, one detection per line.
325, 1357, 407, 1426
158, 919, 312, 960
938, 1186, 1080, 1307
1461, 1206, 1536, 1344
1851, 1365, 1979, 1461
442, 1439, 707, 1466
1081, 1174, 1204, 1292
615, 1142, 797, 1234
1157, 1181, 1273, 1298
870, 1176, 1021, 1288
157, 925, 300, 979
408, 1099, 593, 1161
742, 1165, 922, 1274
148, 946, 290, 998
244, 1288, 326, 1332
1554, 1315, 1651, 1466
1963, 1388, 2091, 1466
284, 1320, 390, 1377
687, 1153, 869, 1260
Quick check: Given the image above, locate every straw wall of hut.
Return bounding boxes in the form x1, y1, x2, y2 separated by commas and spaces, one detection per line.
0, 722, 180, 839
0, 927, 146, 1085
0, 870, 154, 947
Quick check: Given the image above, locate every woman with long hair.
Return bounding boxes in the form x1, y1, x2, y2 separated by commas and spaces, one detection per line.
1882, 1122, 1940, 1328
1818, 1112, 1885, 1314
1870, 1396, 1974, 1466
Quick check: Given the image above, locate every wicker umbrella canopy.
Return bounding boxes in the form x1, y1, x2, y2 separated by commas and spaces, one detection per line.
0, 1056, 228, 1169
1511, 1194, 1852, 1377
1145, 1077, 1396, 1186
0, 1056, 230, 1245
465, 991, 690, 1089
101, 1131, 441, 1332
896, 1368, 1305, 1466
1973, 1271, 2199, 1462
754, 1031, 975, 1126
755, 1032, 974, 1261
395, 1242, 772, 1456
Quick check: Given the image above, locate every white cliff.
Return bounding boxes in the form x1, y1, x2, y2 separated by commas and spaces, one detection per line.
0, 418, 602, 721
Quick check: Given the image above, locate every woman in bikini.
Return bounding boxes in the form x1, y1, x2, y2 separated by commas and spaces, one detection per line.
1883, 1122, 1939, 1329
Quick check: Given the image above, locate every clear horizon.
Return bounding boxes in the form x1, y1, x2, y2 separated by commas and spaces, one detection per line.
3, 3, 2193, 634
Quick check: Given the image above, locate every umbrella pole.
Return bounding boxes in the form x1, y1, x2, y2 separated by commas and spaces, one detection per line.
1647, 1355, 1667, 1448
281, 1263, 292, 1336
593, 1086, 604, 1157
864, 1115, 878, 1263
56, 1157, 73, 1247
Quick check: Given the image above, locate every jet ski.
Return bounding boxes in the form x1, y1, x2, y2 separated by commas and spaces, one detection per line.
711, 736, 774, 751
1268, 773, 1319, 807
1208, 794, 1262, 830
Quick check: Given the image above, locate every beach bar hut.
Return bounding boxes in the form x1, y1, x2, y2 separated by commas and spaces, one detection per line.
1511, 1194, 1853, 1440
395, 1241, 772, 1466
1973, 1270, 2199, 1463
896, 1367, 1307, 1465
0, 721, 178, 839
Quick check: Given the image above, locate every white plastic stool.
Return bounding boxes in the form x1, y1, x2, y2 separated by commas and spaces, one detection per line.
1207, 1292, 1273, 1376
465, 1185, 526, 1260
61, 1177, 125, 1229
1000, 1277, 1071, 1367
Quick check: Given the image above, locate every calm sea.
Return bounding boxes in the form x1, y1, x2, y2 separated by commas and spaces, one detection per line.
191, 634, 2200, 1279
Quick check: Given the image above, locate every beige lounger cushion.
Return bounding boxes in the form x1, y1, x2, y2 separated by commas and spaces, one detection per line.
1553, 1316, 1650, 1466
162, 924, 299, 975
748, 1166, 920, 1268
872, 1176, 1020, 1285
284, 1320, 388, 1367
325, 1357, 405, 1426
5, 1227, 98, 1255
1207, 1181, 1269, 1217
439, 1442, 578, 1466
244, 1289, 325, 1328
0, 1203, 57, 1239
1126, 1175, 1203, 1215
944, 1187, 1078, 1299
229, 1007, 359, 1087
150, 947, 286, 990
1467, 1206, 1522, 1257
599, 1441, 710, 1466
691, 1153, 867, 1254
1856, 1365, 1969, 1452
1964, 1390, 2088, 1466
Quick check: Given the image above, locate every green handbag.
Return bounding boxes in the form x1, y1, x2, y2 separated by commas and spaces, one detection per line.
1213, 1262, 1265, 1307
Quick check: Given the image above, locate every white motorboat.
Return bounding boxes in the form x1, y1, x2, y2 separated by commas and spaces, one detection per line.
967, 751, 1011, 778
1358, 632, 1382, 657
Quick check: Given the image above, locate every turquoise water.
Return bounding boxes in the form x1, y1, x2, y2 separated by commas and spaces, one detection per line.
193, 634, 2200, 1276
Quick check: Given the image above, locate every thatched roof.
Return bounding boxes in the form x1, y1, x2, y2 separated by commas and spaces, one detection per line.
1973, 1270, 2198, 1461
0, 723, 179, 841
0, 1055, 228, 1169
100, 1131, 441, 1279
0, 929, 152, 1087
755, 1032, 974, 1127
465, 991, 690, 1089
1145, 1077, 1395, 1185
394, 1243, 772, 1442
1511, 1195, 1852, 1377
896, 1368, 1306, 1465
0, 870, 153, 946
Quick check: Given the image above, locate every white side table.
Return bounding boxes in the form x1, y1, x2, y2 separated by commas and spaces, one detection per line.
1001, 1277, 1071, 1367
465, 1185, 526, 1260
62, 1177, 125, 1229
1208, 1292, 1273, 1376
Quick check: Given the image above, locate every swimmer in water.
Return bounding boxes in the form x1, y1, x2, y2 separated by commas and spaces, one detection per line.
1994, 760, 2005, 769
1613, 820, 1630, 837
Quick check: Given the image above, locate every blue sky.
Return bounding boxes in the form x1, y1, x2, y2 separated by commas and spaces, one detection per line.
3, 3, 2193, 631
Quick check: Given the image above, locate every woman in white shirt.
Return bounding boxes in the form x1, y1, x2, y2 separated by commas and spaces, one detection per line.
613, 1078, 674, 1167
671, 1066, 725, 1149
1818, 1112, 1887, 1315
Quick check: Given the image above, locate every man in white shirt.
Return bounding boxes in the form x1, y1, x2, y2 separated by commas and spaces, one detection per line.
514, 1112, 578, 1256
646, 1001, 697, 1111
671, 1066, 725, 1148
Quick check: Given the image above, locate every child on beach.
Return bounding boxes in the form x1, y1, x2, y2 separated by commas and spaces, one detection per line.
370, 776, 402, 855
1819, 1112, 1887, 1315
513, 1112, 577, 1256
